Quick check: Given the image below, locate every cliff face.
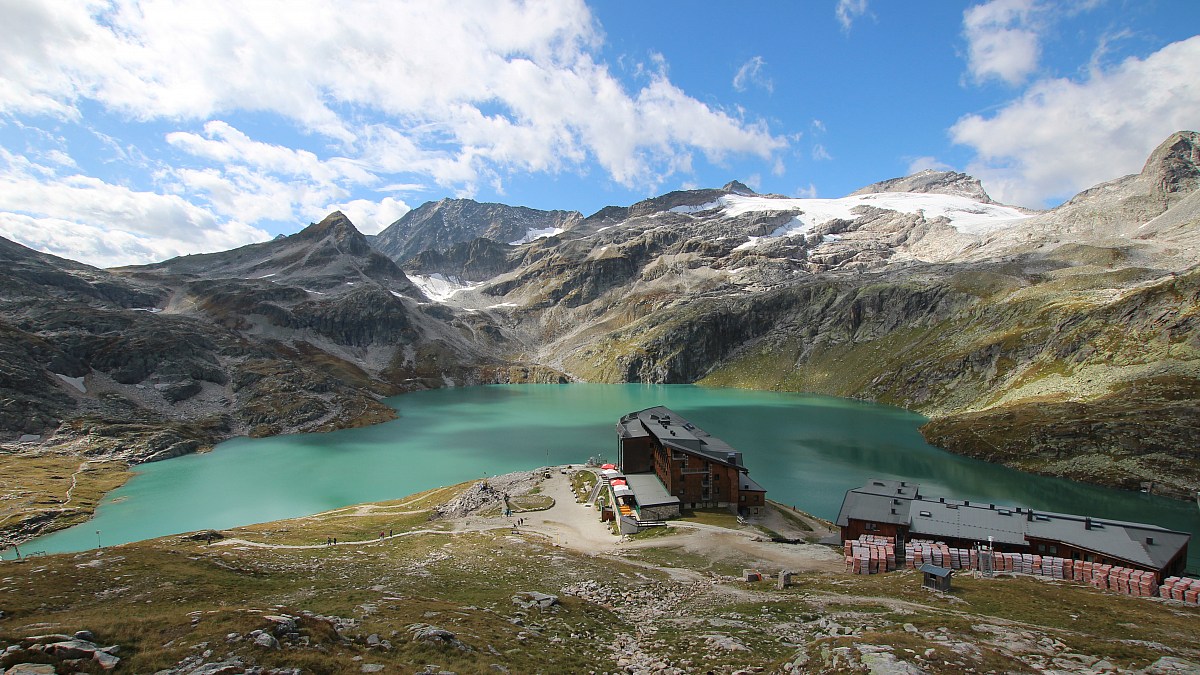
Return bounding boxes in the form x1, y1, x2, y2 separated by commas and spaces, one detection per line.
370, 198, 582, 262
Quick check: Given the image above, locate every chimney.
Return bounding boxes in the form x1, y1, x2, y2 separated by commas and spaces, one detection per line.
989, 504, 995, 510
1027, 510, 1034, 522
963, 500, 970, 506
1085, 517, 1092, 530
939, 497, 945, 503
1146, 537, 1155, 545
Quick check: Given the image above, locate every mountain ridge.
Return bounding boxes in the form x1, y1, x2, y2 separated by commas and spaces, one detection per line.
3, 131, 1199, 547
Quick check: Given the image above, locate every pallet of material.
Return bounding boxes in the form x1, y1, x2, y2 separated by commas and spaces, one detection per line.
1159, 576, 1200, 605
843, 536, 896, 574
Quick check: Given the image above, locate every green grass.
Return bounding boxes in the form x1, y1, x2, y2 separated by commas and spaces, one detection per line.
0, 455, 132, 541
678, 507, 743, 529
3, 485, 1198, 674
570, 469, 596, 501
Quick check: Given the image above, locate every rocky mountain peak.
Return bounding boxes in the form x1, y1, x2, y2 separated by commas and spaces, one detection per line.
851, 169, 993, 203
295, 211, 370, 255
1140, 130, 1200, 196
722, 180, 757, 195
370, 198, 583, 262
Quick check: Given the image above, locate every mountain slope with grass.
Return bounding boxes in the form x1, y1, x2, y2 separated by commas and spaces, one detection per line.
1, 473, 1196, 674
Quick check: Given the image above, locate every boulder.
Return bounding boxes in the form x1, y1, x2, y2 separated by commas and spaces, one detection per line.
186, 659, 246, 675
262, 614, 296, 636
3, 666, 58, 675
406, 623, 471, 652
510, 591, 559, 610
93, 650, 121, 670
46, 638, 102, 659
253, 633, 280, 649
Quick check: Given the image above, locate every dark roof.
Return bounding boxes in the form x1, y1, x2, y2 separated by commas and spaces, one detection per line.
837, 479, 1190, 571
739, 473, 766, 493
616, 416, 649, 439
624, 406, 743, 468
624, 473, 681, 508
919, 564, 952, 578
834, 479, 915, 528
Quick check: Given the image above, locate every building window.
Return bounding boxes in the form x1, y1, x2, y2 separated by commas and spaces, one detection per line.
865, 522, 878, 532
1037, 544, 1045, 553
740, 495, 746, 502
1049, 546, 1057, 555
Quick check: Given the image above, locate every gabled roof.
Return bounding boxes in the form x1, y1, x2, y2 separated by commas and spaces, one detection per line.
919, 564, 952, 578
739, 473, 766, 493
837, 479, 1190, 571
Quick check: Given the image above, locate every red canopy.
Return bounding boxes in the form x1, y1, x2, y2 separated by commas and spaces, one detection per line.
601, 463, 616, 470
610, 479, 627, 486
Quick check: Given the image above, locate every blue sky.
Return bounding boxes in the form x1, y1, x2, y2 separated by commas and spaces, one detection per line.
1, 0, 1198, 267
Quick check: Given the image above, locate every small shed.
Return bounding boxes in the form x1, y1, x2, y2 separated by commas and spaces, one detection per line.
919, 563, 953, 592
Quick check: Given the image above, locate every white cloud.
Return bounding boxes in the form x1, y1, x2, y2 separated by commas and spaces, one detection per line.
795, 183, 818, 198
836, 0, 870, 32
732, 56, 773, 93
165, 121, 374, 185
0, 147, 268, 266
907, 156, 953, 174
0, 0, 785, 193
0, 212, 263, 268
952, 36, 1200, 206
332, 197, 411, 235
812, 144, 832, 161
962, 0, 1041, 85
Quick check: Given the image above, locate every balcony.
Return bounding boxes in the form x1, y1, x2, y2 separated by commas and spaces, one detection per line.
681, 468, 709, 475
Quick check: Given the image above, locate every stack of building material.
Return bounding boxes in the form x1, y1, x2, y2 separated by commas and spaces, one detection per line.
843, 535, 896, 574
1158, 576, 1199, 604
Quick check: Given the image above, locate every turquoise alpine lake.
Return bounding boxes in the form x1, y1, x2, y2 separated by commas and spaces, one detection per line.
11, 384, 1200, 571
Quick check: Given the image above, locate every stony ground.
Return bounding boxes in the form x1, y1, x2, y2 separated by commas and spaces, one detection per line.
1, 468, 1198, 674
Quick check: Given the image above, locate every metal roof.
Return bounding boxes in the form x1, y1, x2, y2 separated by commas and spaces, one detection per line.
739, 473, 767, 493
918, 564, 952, 578
630, 406, 743, 467
624, 473, 681, 508
834, 480, 915, 527
837, 479, 1190, 570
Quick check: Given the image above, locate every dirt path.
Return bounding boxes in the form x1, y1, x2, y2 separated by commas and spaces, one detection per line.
620, 521, 843, 574
210, 467, 842, 578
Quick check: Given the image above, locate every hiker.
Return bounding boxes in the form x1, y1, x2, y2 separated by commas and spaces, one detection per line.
379, 531, 384, 539
389, 529, 393, 537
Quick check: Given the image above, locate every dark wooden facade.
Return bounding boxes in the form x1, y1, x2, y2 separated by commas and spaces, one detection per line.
617, 408, 766, 517
837, 480, 1191, 580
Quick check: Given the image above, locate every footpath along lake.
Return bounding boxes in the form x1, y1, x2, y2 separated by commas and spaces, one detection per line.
11, 384, 1200, 571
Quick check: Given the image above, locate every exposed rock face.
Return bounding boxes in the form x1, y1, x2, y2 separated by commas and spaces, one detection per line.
406, 237, 519, 282
0, 212, 567, 543
852, 168, 996, 203
370, 198, 582, 262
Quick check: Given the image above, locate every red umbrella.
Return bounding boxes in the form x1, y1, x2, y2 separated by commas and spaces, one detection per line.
610, 479, 627, 486
601, 463, 616, 470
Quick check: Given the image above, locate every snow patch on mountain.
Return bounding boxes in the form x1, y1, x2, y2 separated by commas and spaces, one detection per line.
680, 193, 1032, 247
407, 273, 479, 302
55, 373, 87, 393
509, 226, 565, 245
